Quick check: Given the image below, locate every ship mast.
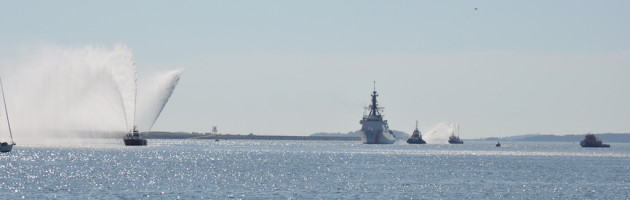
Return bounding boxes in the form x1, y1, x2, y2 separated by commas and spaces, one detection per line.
0, 77, 14, 145
415, 120, 419, 131
368, 81, 381, 118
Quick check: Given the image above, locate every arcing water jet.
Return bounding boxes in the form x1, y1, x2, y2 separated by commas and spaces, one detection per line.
0, 44, 181, 143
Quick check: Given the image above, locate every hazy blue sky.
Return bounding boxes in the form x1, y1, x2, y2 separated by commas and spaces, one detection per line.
1, 1, 629, 138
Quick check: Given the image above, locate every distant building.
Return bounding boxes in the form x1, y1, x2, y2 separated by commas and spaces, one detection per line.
210, 126, 218, 135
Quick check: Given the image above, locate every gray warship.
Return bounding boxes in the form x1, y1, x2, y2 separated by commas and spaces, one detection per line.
359, 84, 396, 144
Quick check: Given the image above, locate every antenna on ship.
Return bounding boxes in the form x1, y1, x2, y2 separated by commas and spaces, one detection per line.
369, 81, 380, 117
415, 120, 419, 131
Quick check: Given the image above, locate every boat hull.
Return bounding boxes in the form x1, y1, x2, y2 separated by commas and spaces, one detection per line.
407, 138, 426, 144
580, 141, 610, 148
449, 141, 464, 144
0, 143, 13, 152
124, 138, 147, 146
360, 130, 396, 144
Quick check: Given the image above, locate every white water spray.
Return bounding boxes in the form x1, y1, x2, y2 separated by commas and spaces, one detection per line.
423, 121, 457, 144
0, 44, 181, 143
137, 69, 183, 133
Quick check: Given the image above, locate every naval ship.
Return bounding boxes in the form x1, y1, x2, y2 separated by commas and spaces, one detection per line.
359, 85, 396, 144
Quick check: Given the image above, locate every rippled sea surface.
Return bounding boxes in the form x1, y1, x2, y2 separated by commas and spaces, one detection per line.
1, 139, 629, 199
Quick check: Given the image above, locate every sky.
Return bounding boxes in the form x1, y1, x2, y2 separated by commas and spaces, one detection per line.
1, 1, 629, 138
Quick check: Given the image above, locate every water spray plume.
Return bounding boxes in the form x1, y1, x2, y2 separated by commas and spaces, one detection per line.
137, 69, 183, 133
423, 122, 457, 144
0, 44, 181, 144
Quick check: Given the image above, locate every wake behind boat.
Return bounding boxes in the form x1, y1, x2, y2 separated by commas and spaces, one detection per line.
359, 83, 395, 144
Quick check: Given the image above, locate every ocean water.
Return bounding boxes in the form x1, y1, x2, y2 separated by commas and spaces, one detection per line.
1, 139, 629, 199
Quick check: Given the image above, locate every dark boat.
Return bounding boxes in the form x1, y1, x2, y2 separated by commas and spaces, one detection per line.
448, 135, 463, 144
0, 77, 15, 153
448, 124, 463, 144
495, 142, 501, 147
580, 133, 610, 148
122, 77, 147, 146
124, 126, 147, 146
407, 120, 426, 144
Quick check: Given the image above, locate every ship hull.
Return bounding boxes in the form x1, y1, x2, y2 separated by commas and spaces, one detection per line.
124, 138, 147, 146
448, 140, 464, 144
580, 141, 610, 148
360, 130, 396, 144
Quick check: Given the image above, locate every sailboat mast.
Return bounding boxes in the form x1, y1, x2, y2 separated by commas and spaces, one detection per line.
0, 77, 14, 144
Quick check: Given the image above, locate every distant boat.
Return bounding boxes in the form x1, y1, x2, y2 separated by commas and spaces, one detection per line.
0, 77, 15, 153
448, 124, 464, 144
123, 79, 147, 146
359, 82, 396, 144
580, 133, 610, 148
495, 142, 501, 147
123, 125, 147, 146
407, 120, 426, 144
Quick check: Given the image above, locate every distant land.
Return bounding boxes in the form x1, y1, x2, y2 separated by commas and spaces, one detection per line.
310, 130, 410, 138
146, 131, 359, 141
145, 131, 630, 143
145, 130, 409, 141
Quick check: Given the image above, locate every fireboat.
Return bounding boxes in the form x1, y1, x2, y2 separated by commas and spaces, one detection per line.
448, 124, 464, 144
124, 126, 147, 146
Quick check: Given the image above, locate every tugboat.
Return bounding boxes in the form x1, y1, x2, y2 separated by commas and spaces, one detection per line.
122, 78, 147, 146
359, 82, 396, 144
448, 124, 464, 144
0, 77, 15, 153
123, 125, 147, 146
407, 120, 426, 144
580, 133, 610, 148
